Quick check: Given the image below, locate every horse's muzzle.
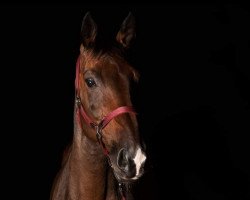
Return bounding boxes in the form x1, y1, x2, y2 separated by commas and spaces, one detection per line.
116, 147, 146, 181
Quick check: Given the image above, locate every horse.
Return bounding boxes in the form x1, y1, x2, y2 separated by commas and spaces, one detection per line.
50, 12, 146, 200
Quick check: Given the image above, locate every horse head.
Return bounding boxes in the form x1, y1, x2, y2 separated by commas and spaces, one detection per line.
77, 12, 146, 182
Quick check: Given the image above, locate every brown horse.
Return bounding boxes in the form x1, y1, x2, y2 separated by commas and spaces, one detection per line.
50, 12, 146, 200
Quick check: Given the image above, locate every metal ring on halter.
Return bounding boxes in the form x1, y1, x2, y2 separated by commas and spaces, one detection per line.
95, 125, 102, 141
118, 183, 123, 191
118, 183, 125, 199
76, 96, 81, 105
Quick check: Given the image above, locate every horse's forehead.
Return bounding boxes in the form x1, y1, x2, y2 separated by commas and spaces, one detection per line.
85, 54, 124, 72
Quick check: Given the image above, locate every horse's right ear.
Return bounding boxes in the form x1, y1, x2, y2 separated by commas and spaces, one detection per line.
116, 12, 136, 49
81, 12, 97, 48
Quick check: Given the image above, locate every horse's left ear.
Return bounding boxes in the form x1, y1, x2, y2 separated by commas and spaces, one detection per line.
81, 12, 97, 48
116, 12, 136, 49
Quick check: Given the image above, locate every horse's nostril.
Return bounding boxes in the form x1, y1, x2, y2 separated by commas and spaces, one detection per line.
117, 148, 128, 171
117, 148, 137, 178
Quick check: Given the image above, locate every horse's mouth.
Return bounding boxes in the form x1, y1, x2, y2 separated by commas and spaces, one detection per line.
114, 173, 138, 183
109, 147, 146, 183
112, 168, 144, 183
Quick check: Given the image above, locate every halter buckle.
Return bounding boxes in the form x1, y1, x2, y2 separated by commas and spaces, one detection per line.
76, 96, 81, 105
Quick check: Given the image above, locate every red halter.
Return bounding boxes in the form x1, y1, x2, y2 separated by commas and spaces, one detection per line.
75, 55, 136, 150
75, 56, 134, 199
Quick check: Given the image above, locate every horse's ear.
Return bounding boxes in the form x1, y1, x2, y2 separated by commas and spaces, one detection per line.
81, 12, 97, 47
116, 12, 136, 49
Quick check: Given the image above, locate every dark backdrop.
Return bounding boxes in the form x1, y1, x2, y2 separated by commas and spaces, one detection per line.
1, 3, 249, 200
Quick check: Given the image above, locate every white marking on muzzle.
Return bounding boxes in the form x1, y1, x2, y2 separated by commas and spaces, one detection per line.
133, 148, 146, 176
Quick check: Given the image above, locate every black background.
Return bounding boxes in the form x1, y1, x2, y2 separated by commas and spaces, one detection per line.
1, 3, 249, 200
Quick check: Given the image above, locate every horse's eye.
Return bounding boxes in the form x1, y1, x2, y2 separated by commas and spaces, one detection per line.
85, 78, 96, 88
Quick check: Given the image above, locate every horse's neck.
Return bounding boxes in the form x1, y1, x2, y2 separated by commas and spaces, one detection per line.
69, 112, 116, 200
51, 109, 118, 200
